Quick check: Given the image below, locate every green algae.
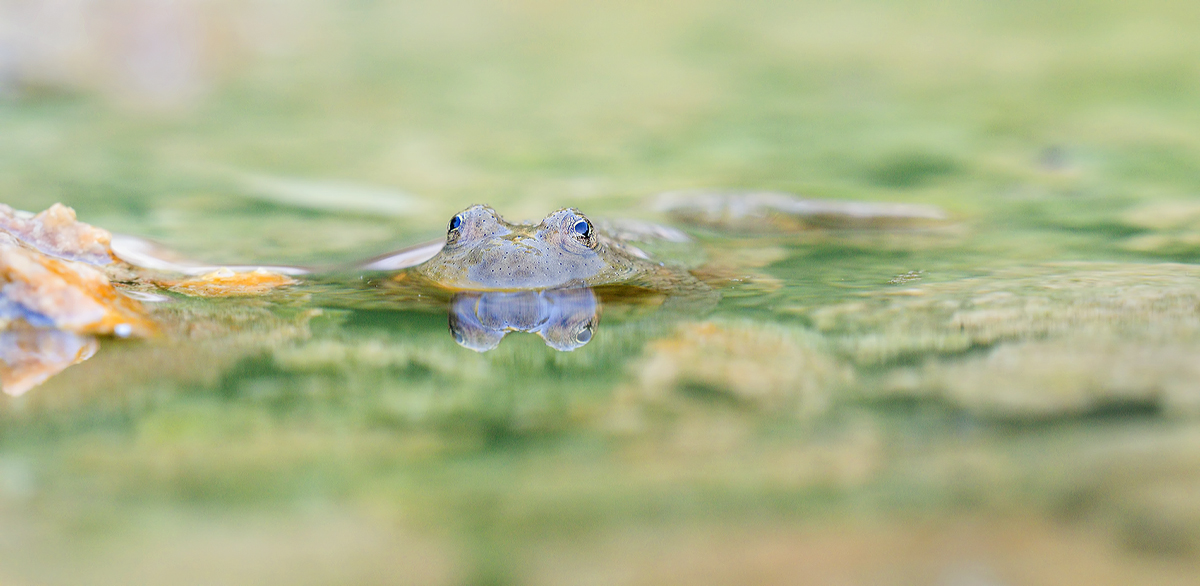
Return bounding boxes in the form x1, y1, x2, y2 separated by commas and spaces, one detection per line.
809, 262, 1200, 365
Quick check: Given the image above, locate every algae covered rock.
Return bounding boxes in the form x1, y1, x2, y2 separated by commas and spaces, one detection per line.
882, 335, 1200, 419
621, 320, 851, 417
807, 262, 1200, 419
810, 262, 1200, 366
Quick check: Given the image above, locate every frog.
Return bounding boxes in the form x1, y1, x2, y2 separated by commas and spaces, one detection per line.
363, 204, 710, 297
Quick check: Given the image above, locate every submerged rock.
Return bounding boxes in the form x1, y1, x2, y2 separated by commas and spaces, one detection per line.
882, 336, 1200, 419
810, 262, 1200, 365
805, 261, 1200, 419
622, 320, 850, 416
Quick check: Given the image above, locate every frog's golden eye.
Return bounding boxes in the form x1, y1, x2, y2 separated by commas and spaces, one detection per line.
449, 214, 463, 232
572, 219, 591, 238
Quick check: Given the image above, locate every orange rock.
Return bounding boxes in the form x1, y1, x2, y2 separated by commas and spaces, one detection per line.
164, 267, 297, 297
0, 234, 157, 336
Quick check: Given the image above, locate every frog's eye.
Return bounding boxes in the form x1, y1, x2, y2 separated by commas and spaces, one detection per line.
573, 219, 591, 238
449, 214, 463, 231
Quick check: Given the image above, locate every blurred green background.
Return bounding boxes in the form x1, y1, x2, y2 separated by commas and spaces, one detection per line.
3, 0, 1200, 584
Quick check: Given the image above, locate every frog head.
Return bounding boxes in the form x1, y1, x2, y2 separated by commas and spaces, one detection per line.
417, 205, 638, 290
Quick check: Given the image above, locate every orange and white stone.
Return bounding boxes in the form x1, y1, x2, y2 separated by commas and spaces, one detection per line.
164, 267, 298, 297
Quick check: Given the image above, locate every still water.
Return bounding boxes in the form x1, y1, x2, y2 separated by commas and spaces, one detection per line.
3, 0, 1200, 584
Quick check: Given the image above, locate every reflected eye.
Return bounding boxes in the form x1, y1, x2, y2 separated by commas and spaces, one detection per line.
449, 215, 463, 231
576, 326, 593, 344
573, 219, 591, 238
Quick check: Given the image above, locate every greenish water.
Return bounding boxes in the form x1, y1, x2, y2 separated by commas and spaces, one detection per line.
4, 0, 1200, 584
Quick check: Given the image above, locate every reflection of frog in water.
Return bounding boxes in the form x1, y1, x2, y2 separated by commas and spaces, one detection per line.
450, 289, 598, 352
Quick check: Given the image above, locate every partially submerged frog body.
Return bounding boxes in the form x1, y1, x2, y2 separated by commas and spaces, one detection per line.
409, 205, 689, 292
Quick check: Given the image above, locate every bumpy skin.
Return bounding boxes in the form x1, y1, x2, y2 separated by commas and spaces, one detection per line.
415, 205, 653, 291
